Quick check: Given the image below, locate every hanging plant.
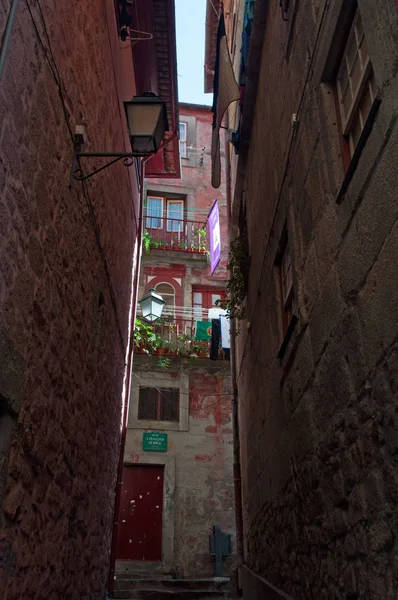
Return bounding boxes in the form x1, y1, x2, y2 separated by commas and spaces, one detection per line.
142, 229, 152, 253
222, 234, 250, 322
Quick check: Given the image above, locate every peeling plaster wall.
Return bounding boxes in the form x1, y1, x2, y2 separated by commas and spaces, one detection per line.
121, 356, 235, 579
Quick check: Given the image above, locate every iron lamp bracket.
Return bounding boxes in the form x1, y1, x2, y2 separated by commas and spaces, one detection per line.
69, 150, 137, 187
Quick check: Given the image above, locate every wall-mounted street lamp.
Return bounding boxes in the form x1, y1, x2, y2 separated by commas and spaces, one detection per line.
139, 288, 166, 322
70, 93, 168, 184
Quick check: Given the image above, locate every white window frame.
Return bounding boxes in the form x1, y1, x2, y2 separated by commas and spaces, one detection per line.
155, 282, 176, 317
179, 122, 188, 158
146, 196, 163, 229
166, 200, 184, 232
336, 10, 375, 153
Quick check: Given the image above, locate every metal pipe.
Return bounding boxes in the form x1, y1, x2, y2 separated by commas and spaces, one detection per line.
0, 0, 19, 81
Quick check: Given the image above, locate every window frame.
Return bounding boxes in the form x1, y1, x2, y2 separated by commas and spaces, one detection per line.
146, 196, 164, 230
166, 200, 184, 232
179, 122, 188, 159
138, 386, 180, 423
335, 9, 376, 159
155, 282, 176, 317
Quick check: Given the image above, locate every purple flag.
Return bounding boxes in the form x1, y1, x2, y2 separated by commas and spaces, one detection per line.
208, 200, 221, 274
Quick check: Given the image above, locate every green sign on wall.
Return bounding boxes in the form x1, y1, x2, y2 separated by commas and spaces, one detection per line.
143, 431, 168, 452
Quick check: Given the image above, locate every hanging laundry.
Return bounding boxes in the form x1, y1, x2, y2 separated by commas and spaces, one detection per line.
220, 315, 230, 350
210, 319, 221, 360
195, 321, 213, 341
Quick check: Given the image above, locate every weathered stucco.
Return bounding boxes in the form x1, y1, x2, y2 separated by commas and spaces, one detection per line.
119, 356, 235, 579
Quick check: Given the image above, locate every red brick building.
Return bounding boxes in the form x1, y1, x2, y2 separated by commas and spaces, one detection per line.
112, 103, 235, 595
0, 1, 178, 598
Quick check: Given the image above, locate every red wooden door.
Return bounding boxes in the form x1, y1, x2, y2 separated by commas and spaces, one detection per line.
116, 465, 164, 561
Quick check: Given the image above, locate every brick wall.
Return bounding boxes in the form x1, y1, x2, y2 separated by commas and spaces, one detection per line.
0, 1, 140, 598
234, 0, 398, 598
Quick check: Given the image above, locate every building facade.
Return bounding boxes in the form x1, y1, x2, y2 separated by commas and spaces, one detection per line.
113, 104, 236, 591
207, 0, 398, 598
0, 1, 178, 598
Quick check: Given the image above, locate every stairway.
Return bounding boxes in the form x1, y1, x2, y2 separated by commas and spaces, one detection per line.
112, 576, 231, 599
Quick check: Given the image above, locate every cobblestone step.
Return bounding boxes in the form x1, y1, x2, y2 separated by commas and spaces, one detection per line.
112, 577, 231, 599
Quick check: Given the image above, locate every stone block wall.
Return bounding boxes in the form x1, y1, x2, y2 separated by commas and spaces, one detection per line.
0, 1, 140, 598
235, 0, 398, 598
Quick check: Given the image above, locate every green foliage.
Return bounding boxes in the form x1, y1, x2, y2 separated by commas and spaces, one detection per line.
142, 229, 152, 253
221, 234, 250, 322
193, 228, 206, 237
157, 356, 171, 369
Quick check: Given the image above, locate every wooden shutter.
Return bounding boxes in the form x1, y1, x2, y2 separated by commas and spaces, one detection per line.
160, 388, 179, 422
138, 387, 158, 420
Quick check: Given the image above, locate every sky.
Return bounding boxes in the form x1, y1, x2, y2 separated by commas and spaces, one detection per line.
175, 0, 214, 106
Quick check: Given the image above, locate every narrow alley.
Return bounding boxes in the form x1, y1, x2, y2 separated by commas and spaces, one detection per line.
1, 1, 398, 599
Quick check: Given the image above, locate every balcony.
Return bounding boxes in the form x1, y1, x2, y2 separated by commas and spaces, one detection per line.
134, 308, 228, 360
143, 215, 208, 255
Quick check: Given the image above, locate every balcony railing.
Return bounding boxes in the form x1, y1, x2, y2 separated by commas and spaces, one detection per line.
134, 310, 227, 360
143, 215, 208, 254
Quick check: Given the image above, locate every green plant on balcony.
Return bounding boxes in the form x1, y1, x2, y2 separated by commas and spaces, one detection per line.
142, 229, 152, 253
192, 228, 207, 252
194, 228, 206, 237
178, 240, 188, 250
134, 318, 156, 353
152, 240, 167, 249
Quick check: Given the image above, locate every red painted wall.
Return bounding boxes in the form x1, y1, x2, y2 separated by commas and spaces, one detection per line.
148, 103, 229, 281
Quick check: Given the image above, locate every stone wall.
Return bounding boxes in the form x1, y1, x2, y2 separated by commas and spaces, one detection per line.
234, 0, 398, 598
0, 1, 140, 598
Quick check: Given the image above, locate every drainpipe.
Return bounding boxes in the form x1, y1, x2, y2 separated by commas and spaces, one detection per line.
107, 158, 145, 596
224, 124, 244, 564
0, 0, 19, 81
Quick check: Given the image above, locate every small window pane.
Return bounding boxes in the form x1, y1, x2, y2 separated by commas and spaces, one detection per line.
350, 54, 362, 94
179, 122, 187, 141
138, 388, 158, 420
179, 122, 188, 159
160, 388, 179, 421
337, 63, 349, 100
349, 112, 363, 155
360, 81, 373, 125
146, 197, 163, 229
346, 33, 358, 72
342, 86, 353, 124
167, 201, 184, 232
211, 294, 221, 306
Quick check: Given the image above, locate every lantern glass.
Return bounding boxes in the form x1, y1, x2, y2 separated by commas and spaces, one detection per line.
139, 288, 166, 322
124, 95, 168, 156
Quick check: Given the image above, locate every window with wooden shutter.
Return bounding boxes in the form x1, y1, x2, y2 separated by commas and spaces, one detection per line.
138, 387, 158, 420
138, 387, 179, 422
